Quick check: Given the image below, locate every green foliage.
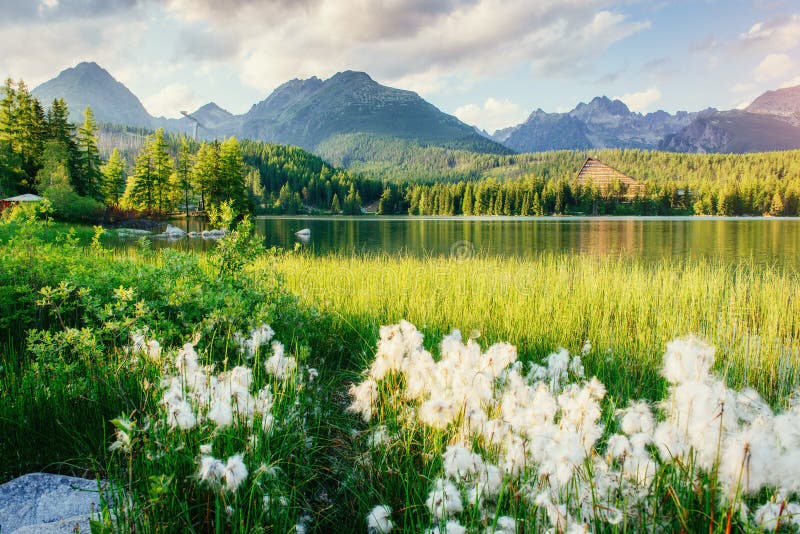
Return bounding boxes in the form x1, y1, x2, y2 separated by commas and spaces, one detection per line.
100, 147, 126, 206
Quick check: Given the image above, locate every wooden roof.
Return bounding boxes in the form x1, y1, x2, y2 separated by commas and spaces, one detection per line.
576, 157, 644, 198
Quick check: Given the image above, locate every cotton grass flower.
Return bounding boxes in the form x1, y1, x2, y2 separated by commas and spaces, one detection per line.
354, 322, 800, 532
223, 454, 248, 493
198, 455, 226, 486
426, 478, 463, 520
264, 341, 297, 379
366, 504, 393, 533
661, 335, 715, 384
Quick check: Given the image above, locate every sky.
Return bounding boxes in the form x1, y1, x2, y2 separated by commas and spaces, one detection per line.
1, 0, 799, 134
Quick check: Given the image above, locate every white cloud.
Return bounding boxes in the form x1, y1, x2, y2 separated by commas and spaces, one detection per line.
453, 97, 528, 132
162, 0, 651, 94
142, 83, 204, 118
754, 53, 796, 82
740, 14, 800, 50
732, 82, 757, 93
613, 87, 662, 112
780, 75, 800, 88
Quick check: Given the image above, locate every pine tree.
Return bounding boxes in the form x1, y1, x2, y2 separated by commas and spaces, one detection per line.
462, 184, 473, 216
46, 98, 79, 186
192, 141, 219, 212
344, 184, 362, 215
76, 106, 102, 198
520, 193, 531, 216
176, 138, 193, 216
769, 192, 784, 216
100, 148, 126, 206
150, 129, 173, 212
330, 193, 341, 214
532, 192, 544, 216
129, 137, 156, 211
217, 137, 247, 213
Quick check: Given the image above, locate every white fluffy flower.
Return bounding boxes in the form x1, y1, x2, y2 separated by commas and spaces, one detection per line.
426, 478, 463, 520
486, 516, 516, 534
661, 335, 715, 384
419, 398, 457, 429
366, 504, 394, 533
620, 401, 655, 437
264, 341, 297, 379
349, 379, 378, 422
223, 454, 248, 493
198, 455, 225, 485
426, 520, 466, 534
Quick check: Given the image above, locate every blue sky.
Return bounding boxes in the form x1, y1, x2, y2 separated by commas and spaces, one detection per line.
1, 0, 798, 133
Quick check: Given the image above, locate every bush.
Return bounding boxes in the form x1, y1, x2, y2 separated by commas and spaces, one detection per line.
43, 183, 103, 222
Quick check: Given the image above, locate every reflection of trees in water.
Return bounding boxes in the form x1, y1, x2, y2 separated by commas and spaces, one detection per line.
241, 218, 800, 268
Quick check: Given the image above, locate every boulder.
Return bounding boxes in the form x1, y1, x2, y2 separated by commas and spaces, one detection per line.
163, 224, 186, 237
0, 473, 104, 533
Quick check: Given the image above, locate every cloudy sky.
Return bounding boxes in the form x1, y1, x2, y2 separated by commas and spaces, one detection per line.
1, 0, 799, 133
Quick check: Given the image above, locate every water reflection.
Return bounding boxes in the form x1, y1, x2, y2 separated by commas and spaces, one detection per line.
114, 216, 800, 269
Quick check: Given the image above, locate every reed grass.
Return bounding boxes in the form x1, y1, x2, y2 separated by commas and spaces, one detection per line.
272, 252, 800, 404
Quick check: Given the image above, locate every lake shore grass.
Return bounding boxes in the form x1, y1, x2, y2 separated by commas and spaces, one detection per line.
272, 251, 800, 405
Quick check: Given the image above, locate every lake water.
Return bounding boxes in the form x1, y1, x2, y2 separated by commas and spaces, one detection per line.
127, 216, 800, 268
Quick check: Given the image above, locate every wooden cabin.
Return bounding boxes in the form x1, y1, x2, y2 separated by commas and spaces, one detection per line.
0, 194, 43, 213
576, 157, 644, 199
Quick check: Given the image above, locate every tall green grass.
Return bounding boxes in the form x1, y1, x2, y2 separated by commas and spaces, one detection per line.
272, 252, 800, 404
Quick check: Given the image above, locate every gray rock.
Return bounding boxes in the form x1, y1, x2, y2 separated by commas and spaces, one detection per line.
0, 473, 104, 533
163, 224, 186, 237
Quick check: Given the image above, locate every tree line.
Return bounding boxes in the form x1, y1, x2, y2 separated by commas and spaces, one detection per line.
4, 77, 800, 219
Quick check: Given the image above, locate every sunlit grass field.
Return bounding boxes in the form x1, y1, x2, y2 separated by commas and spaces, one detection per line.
273, 252, 800, 405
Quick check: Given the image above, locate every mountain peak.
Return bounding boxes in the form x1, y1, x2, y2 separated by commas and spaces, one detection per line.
32, 61, 152, 127
196, 102, 230, 114
585, 96, 631, 116
746, 84, 800, 125
330, 70, 374, 83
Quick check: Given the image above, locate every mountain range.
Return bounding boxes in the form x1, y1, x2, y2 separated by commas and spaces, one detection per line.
31, 62, 507, 155
30, 61, 800, 159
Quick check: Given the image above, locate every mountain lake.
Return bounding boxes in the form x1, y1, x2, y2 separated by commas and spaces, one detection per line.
110, 216, 800, 269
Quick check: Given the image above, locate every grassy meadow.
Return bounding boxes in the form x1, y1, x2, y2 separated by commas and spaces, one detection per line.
3, 209, 800, 532
274, 252, 800, 405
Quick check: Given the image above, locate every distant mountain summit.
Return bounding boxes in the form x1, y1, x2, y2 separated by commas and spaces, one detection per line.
240, 70, 506, 153
660, 85, 800, 153
746, 84, 800, 126
32, 62, 152, 127
494, 96, 708, 152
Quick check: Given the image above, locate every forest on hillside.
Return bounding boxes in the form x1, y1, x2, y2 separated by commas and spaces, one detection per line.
3, 78, 800, 220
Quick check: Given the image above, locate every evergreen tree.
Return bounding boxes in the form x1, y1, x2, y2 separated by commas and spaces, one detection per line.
129, 137, 156, 211
100, 148, 126, 206
462, 184, 473, 216
35, 140, 72, 191
520, 193, 531, 216
216, 137, 247, 213
343, 183, 362, 215
176, 138, 194, 216
150, 129, 173, 212
330, 193, 341, 214
532, 192, 544, 216
46, 98, 79, 185
770, 192, 784, 216
192, 141, 219, 211
76, 106, 102, 198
